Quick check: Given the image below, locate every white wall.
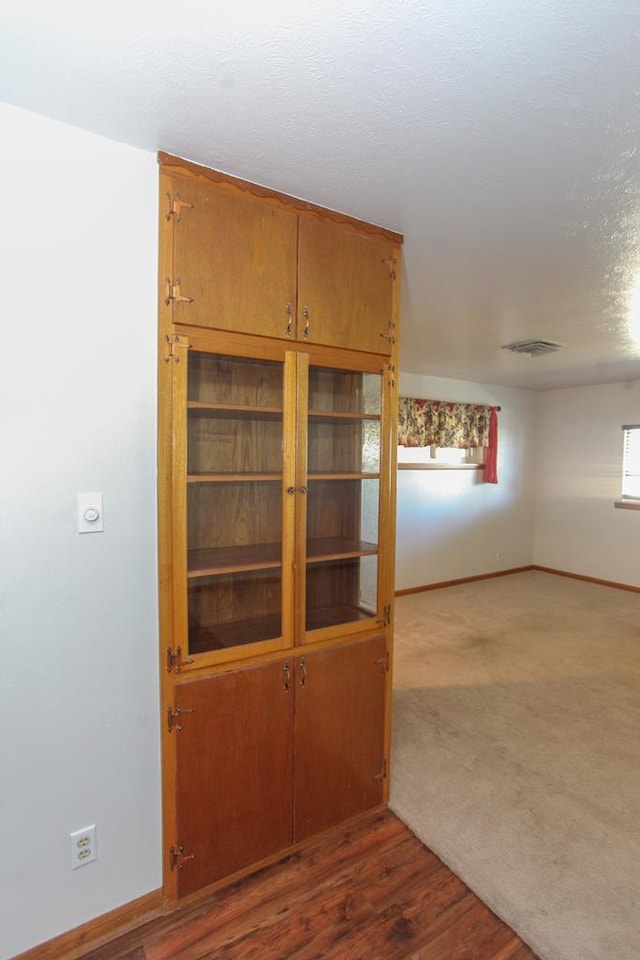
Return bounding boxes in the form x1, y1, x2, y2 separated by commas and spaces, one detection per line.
0, 103, 160, 958
395, 372, 536, 590
534, 379, 640, 587
1, 97, 634, 959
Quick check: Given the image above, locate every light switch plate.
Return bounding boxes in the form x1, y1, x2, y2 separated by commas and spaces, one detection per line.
77, 492, 104, 533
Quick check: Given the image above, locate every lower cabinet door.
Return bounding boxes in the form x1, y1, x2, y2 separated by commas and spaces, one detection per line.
174, 659, 294, 896
294, 634, 387, 843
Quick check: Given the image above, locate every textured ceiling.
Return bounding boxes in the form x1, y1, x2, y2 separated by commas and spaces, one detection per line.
2, 0, 639, 389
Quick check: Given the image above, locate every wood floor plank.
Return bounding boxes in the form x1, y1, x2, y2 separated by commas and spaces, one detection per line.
489, 941, 539, 960
406, 899, 517, 960
352, 833, 447, 910
317, 887, 477, 960
143, 813, 406, 960
204, 880, 374, 960
76, 811, 538, 960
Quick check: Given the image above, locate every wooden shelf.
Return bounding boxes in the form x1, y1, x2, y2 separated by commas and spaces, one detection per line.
306, 605, 375, 631
308, 472, 380, 481
187, 473, 282, 483
306, 537, 377, 564
188, 401, 282, 420
308, 409, 380, 422
188, 538, 377, 576
189, 615, 282, 653
188, 544, 281, 578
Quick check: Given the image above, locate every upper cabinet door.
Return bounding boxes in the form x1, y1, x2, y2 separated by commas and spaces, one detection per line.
298, 217, 398, 355
169, 175, 298, 339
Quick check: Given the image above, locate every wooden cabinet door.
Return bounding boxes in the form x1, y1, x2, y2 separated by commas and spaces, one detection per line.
174, 345, 296, 670
294, 634, 387, 842
174, 660, 293, 896
299, 359, 387, 642
170, 175, 298, 339
298, 217, 397, 355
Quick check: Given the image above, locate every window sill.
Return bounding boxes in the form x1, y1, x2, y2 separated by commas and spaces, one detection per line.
614, 499, 640, 511
398, 463, 484, 471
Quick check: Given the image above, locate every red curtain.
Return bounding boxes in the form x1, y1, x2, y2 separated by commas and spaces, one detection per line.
484, 407, 498, 483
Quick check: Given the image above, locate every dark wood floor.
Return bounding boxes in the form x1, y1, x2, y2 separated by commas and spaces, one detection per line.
80, 811, 539, 960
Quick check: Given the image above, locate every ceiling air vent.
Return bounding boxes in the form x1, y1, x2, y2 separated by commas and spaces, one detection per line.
502, 339, 563, 357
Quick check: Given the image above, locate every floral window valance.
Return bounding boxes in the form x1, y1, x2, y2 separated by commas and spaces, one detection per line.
398, 397, 499, 483
399, 398, 491, 448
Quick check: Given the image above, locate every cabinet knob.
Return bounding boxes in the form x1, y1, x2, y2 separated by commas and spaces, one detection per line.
302, 306, 310, 339
285, 303, 293, 337
286, 486, 295, 495
299, 485, 308, 494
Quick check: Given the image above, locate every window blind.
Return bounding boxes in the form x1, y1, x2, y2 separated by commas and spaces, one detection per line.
622, 425, 640, 499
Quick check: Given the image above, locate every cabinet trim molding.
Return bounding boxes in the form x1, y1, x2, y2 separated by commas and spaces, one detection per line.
158, 151, 403, 245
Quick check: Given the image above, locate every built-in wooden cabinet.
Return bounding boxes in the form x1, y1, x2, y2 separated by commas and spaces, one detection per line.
162, 155, 398, 354
173, 635, 386, 896
158, 153, 402, 901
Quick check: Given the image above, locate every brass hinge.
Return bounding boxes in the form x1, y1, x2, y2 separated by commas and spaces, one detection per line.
166, 646, 194, 673
375, 649, 391, 673
384, 363, 396, 387
380, 321, 396, 346
163, 334, 179, 363
167, 705, 195, 733
373, 758, 388, 782
164, 278, 193, 306
163, 334, 189, 364
166, 193, 193, 221
169, 844, 196, 871
381, 256, 397, 281
377, 602, 391, 628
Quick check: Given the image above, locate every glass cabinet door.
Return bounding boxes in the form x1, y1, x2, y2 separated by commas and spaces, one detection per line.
180, 351, 290, 659
302, 363, 383, 635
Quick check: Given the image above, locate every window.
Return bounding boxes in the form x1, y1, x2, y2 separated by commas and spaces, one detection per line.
396, 444, 484, 469
615, 425, 640, 510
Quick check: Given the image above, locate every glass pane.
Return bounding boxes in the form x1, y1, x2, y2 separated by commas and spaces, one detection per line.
304, 361, 382, 636
622, 427, 640, 498
308, 367, 381, 415
189, 353, 283, 408
305, 478, 379, 632
188, 482, 282, 567
185, 351, 284, 656
307, 365, 382, 477
306, 556, 378, 632
188, 412, 282, 475
359, 478, 380, 544
308, 417, 380, 474
188, 570, 282, 653
306, 479, 379, 551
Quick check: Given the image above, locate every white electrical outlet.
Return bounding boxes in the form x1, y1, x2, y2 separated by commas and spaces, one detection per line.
70, 825, 97, 869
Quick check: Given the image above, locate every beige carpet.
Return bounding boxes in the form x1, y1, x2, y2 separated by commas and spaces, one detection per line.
389, 570, 640, 960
